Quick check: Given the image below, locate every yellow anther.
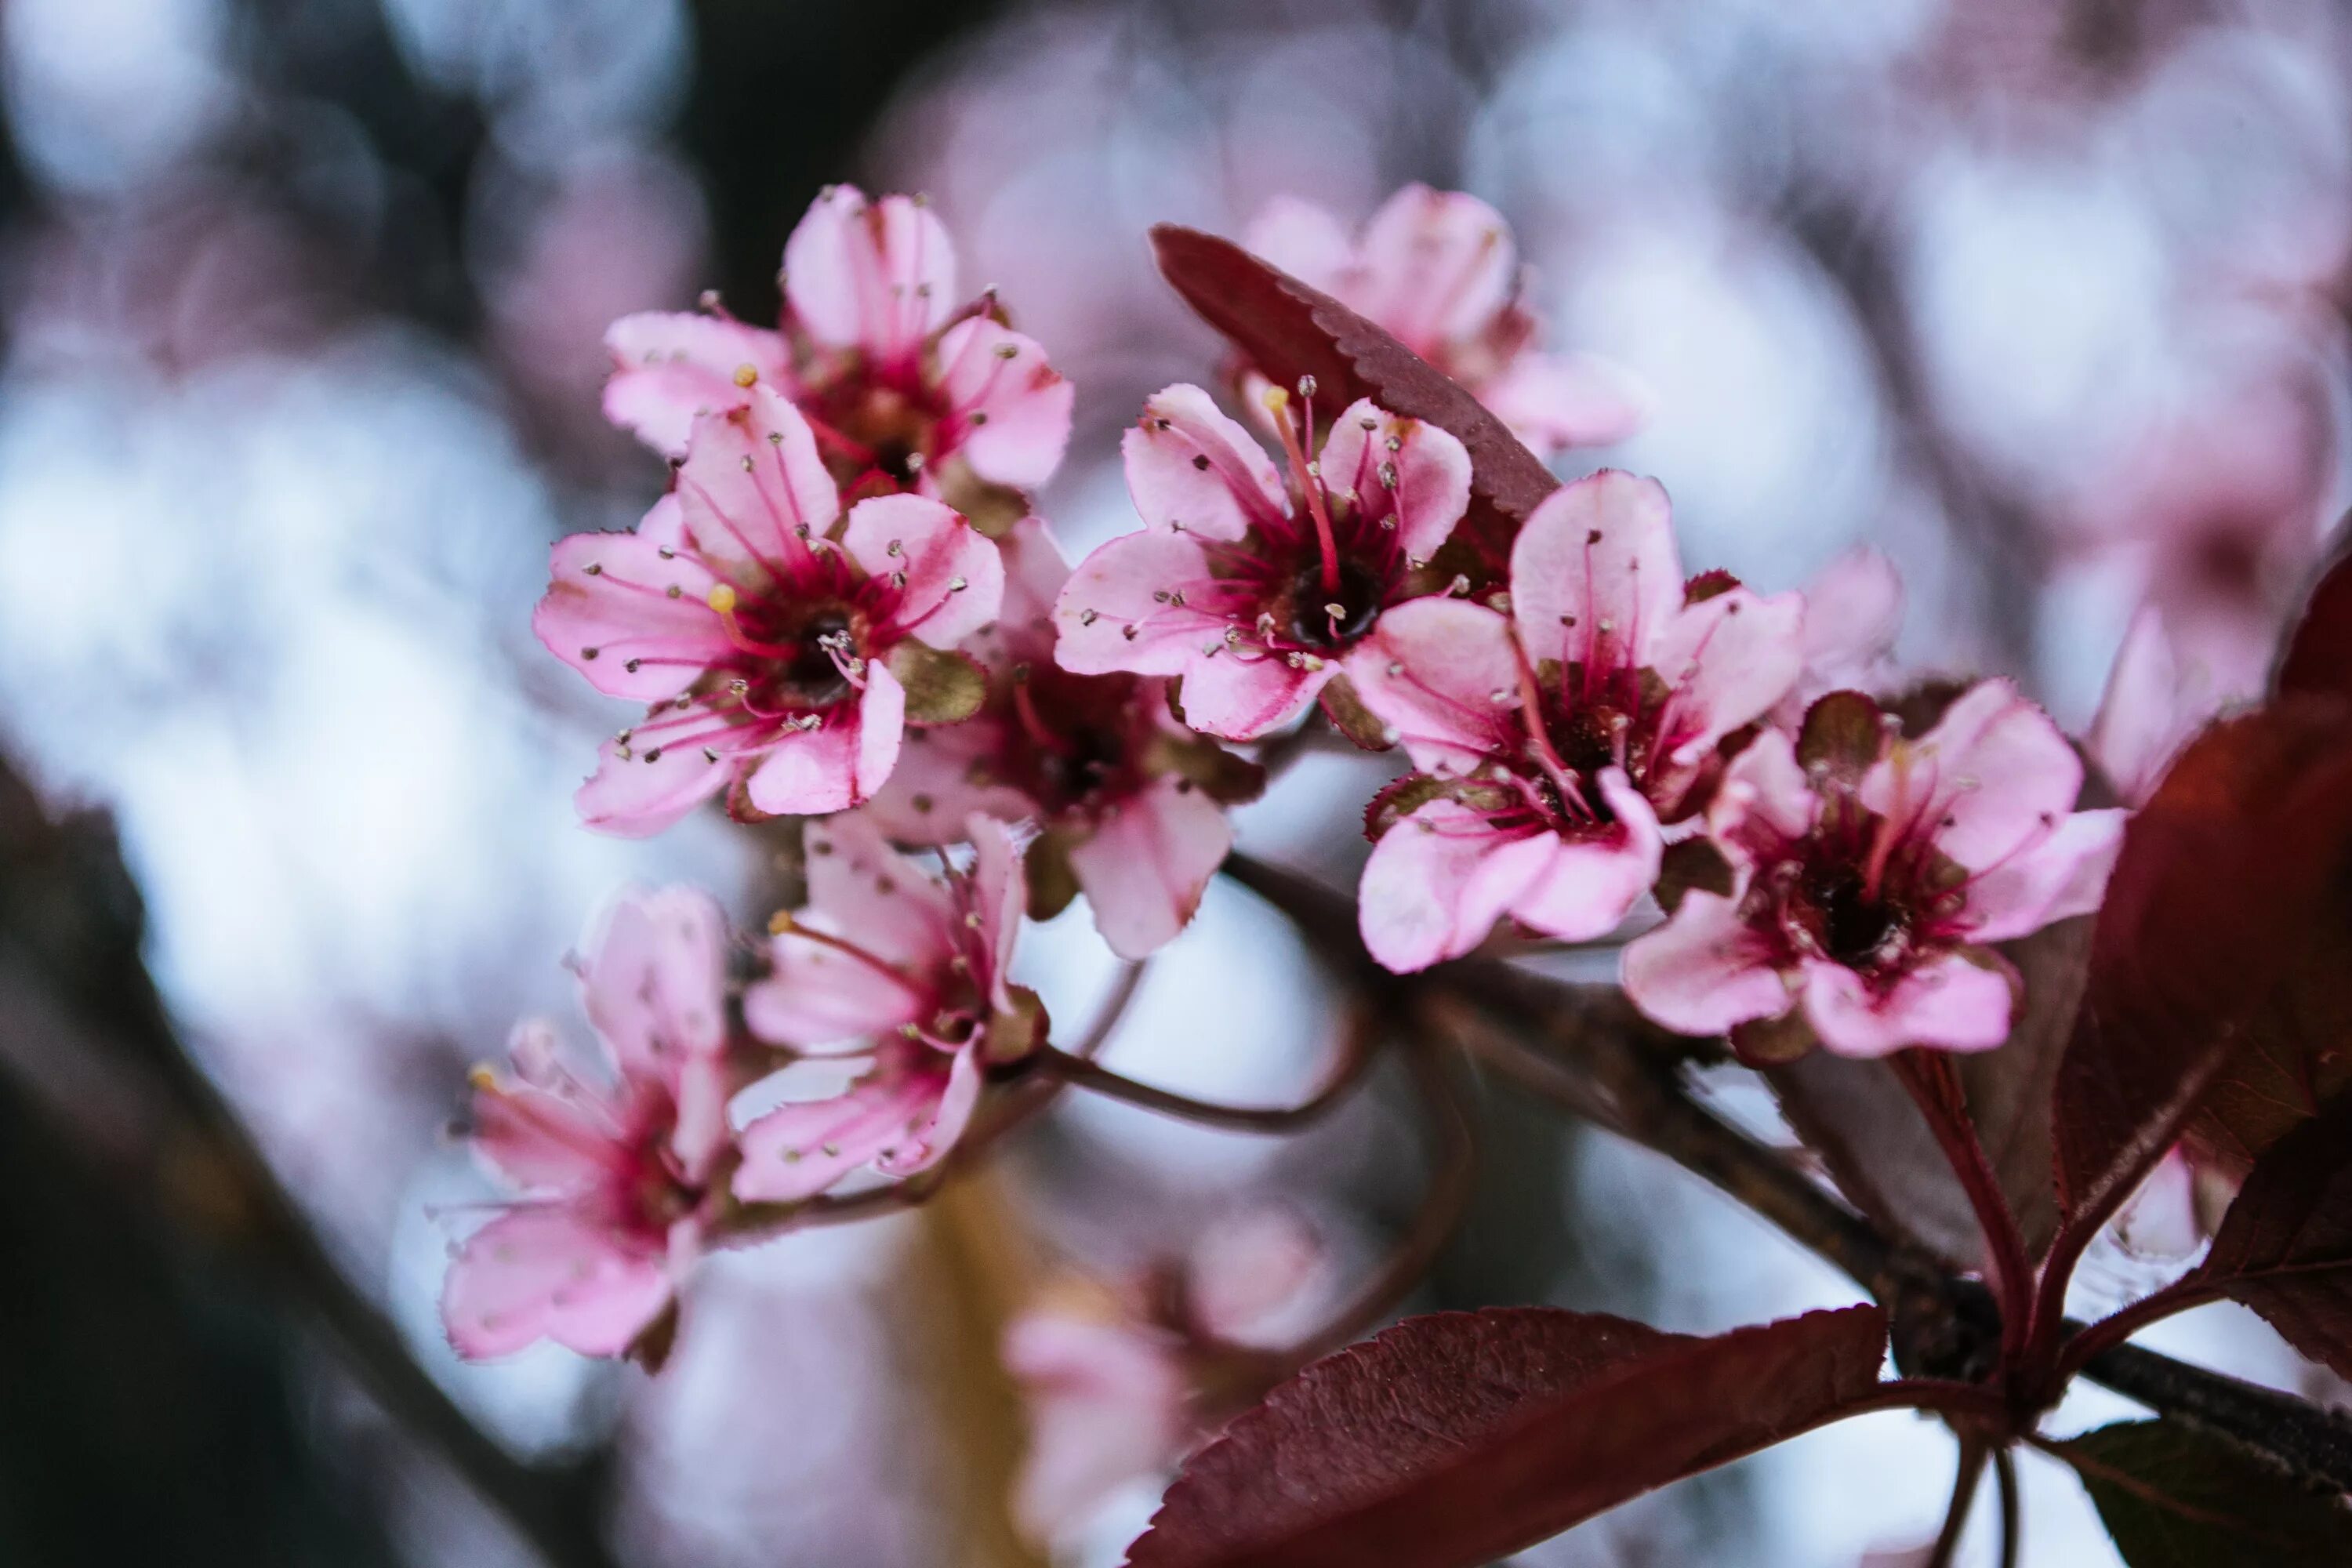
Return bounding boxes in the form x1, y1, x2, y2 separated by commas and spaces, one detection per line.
1261, 385, 1291, 416
707, 583, 739, 614
466, 1064, 499, 1091
732, 362, 759, 388
767, 909, 797, 936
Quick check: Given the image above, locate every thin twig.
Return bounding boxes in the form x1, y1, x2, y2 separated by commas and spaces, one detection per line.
1894, 1050, 2037, 1364
1993, 1444, 2021, 1568
1929, 1438, 1989, 1568
1275, 1033, 1479, 1368
1036, 1006, 1377, 1133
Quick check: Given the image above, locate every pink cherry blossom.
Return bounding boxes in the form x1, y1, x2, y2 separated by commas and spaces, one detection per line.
1053, 383, 1471, 741
1624, 681, 2129, 1058
1004, 1306, 1191, 1539
442, 887, 732, 1360
731, 811, 1042, 1203
1347, 470, 1805, 972
1243, 184, 1649, 455
871, 519, 1261, 956
604, 185, 1073, 501
1775, 544, 1905, 726
534, 386, 1004, 835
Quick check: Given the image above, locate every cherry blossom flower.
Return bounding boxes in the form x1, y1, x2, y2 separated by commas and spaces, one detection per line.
534, 385, 1004, 834
1624, 681, 2129, 1058
1053, 383, 1471, 741
870, 519, 1262, 956
731, 811, 1044, 1203
1243, 184, 1648, 456
1005, 1209, 1329, 1539
1346, 470, 1805, 972
442, 887, 732, 1360
604, 184, 1073, 508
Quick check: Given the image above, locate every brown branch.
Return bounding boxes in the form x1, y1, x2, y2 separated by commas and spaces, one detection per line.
1220, 851, 2352, 1494
1035, 1004, 1377, 1133
0, 767, 622, 1568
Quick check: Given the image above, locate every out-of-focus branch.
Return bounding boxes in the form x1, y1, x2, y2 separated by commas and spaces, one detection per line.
1220, 851, 2352, 1494
0, 763, 622, 1568
1778, 182, 2050, 668
1035, 1003, 1377, 1133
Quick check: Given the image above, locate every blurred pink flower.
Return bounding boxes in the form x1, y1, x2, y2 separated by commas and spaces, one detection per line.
604, 184, 1073, 503
1625, 681, 2126, 1058
1784, 544, 1905, 721
1243, 183, 1649, 455
535, 386, 1004, 834
731, 811, 1040, 1203
1348, 470, 1803, 972
442, 887, 732, 1360
870, 519, 1261, 957
1053, 383, 1470, 740
1004, 1207, 1330, 1541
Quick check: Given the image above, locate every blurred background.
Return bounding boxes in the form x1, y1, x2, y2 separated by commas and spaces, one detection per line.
1, 0, 2347, 1564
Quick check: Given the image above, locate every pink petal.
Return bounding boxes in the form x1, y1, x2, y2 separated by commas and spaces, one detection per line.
805, 809, 961, 962
782, 186, 956, 367
844, 492, 1004, 648
874, 1042, 983, 1177
534, 528, 731, 701
1798, 545, 1904, 691
742, 667, 906, 816
1476, 350, 1653, 453
865, 718, 1033, 845
967, 813, 1030, 1007
1358, 799, 1543, 973
1869, 680, 2082, 873
1342, 597, 1521, 773
1801, 953, 2014, 1058
1962, 808, 2127, 942
602, 310, 793, 458
1314, 397, 1470, 562
1051, 531, 1225, 678
995, 516, 1076, 637
1068, 775, 1233, 958
731, 1066, 932, 1203
1351, 184, 1515, 356
1621, 889, 1792, 1036
1177, 645, 1325, 741
1120, 383, 1287, 542
441, 1207, 672, 1360
1646, 587, 1806, 760
673, 385, 840, 582
1005, 1312, 1188, 1539
575, 720, 732, 838
1709, 728, 1820, 860
470, 1073, 618, 1195
1240, 194, 1356, 293
743, 941, 926, 1051
2089, 608, 2227, 808
1510, 470, 1686, 677
579, 886, 729, 1083
933, 317, 1073, 490
1501, 771, 1665, 942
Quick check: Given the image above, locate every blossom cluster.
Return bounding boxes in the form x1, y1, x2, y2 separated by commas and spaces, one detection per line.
445, 180, 2131, 1398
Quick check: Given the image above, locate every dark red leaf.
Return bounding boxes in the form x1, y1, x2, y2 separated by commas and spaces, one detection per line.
2193, 1091, 2352, 1378
1123, 1305, 1888, 1568
2054, 1419, 2352, 1566
2273, 536, 2352, 702
1771, 916, 2085, 1270
2051, 702, 2352, 1249
1149, 224, 1559, 560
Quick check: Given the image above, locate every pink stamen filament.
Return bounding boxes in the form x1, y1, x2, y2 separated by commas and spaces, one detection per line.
1265, 388, 1341, 595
